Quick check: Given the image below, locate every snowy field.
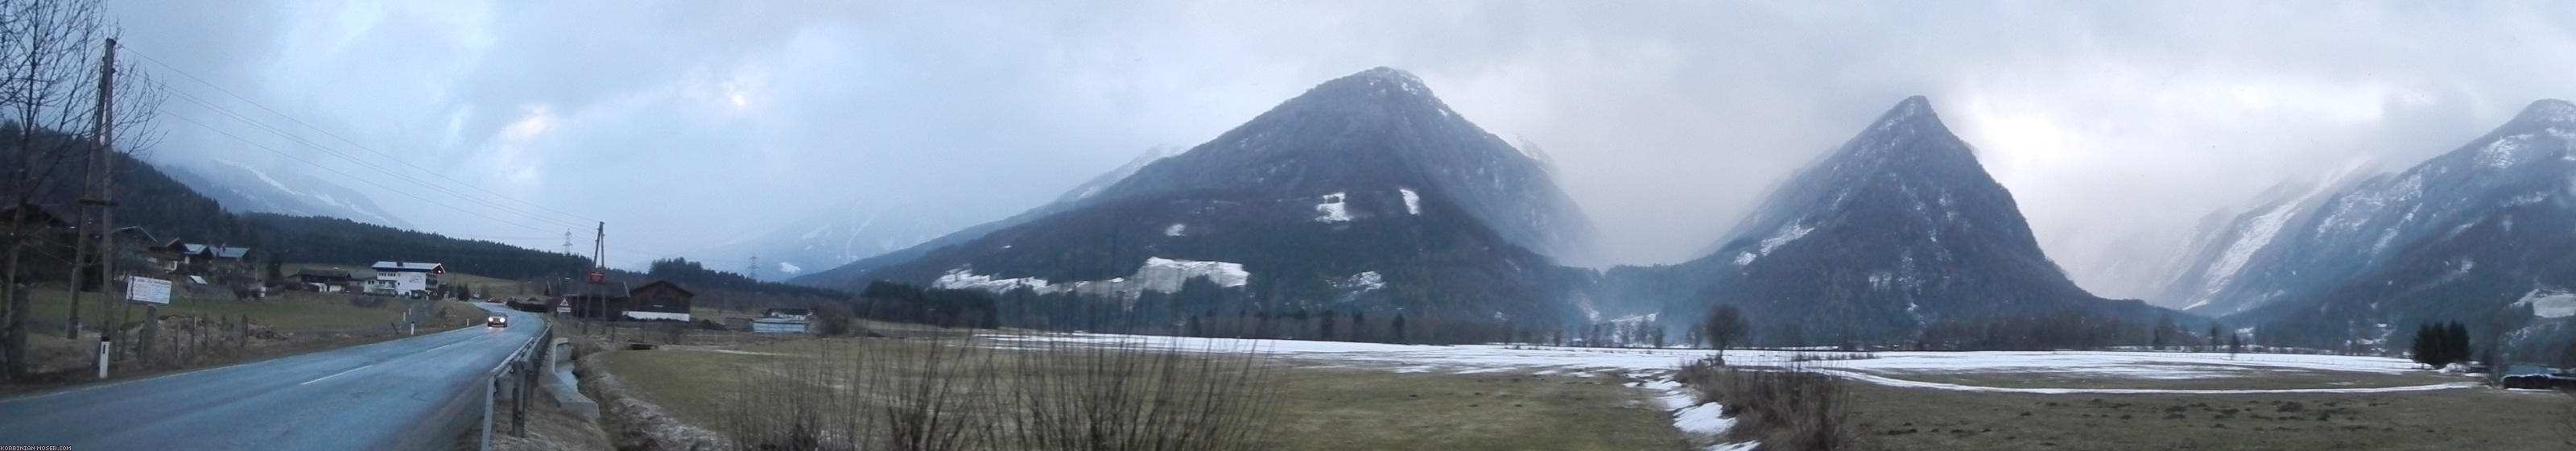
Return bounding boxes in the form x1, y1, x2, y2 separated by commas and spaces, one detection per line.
989, 333, 2462, 395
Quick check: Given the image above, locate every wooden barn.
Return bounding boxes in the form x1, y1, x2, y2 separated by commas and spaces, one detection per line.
624, 281, 696, 321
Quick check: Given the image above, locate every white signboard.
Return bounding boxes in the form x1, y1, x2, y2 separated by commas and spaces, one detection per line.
125, 276, 171, 304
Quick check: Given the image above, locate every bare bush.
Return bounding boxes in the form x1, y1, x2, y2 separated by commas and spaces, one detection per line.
1675, 357, 1872, 450
716, 333, 1277, 451
1789, 352, 1878, 362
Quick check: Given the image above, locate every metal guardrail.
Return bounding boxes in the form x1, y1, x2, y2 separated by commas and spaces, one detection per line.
477, 315, 552, 451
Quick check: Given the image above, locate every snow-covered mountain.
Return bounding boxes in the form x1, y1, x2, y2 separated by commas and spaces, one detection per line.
786, 147, 1189, 287
706, 198, 980, 281
1055, 146, 1183, 205
1091, 68, 1596, 259
799, 67, 1596, 325
2178, 99, 2576, 347
1597, 97, 2171, 344
2148, 164, 2375, 310
163, 159, 411, 228
712, 145, 1189, 283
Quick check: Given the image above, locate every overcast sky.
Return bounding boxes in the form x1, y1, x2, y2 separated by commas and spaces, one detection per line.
105, 1, 2576, 299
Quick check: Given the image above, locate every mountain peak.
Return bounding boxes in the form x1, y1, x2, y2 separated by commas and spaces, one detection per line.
1298, 67, 1438, 104
1874, 95, 1942, 129
2512, 98, 2576, 125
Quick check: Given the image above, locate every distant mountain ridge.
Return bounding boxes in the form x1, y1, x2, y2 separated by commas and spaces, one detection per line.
163, 159, 411, 228
706, 198, 978, 281
1596, 97, 2175, 345
2169, 99, 2576, 348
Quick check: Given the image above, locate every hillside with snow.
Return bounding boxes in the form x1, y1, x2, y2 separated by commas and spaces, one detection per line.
2174, 99, 2576, 349
805, 67, 1597, 326
1596, 97, 2178, 345
163, 159, 412, 229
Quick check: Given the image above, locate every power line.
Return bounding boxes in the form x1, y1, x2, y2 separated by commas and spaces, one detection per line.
156, 108, 572, 234
153, 88, 590, 230
122, 48, 601, 224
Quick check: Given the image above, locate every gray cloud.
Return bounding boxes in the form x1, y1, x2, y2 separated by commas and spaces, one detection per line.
103, 2, 2576, 297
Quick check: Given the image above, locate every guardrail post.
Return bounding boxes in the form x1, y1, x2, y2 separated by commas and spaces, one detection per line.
479, 375, 495, 451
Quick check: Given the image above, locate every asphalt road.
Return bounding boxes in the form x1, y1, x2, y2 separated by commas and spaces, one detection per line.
0, 304, 543, 450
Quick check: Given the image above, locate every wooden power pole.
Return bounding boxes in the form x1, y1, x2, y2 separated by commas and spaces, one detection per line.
64, 39, 117, 345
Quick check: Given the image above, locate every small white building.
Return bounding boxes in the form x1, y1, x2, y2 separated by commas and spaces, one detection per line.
366, 261, 445, 296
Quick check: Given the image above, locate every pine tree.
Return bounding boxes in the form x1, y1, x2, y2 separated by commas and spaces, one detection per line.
2410, 323, 2439, 367
2153, 314, 2175, 350
2445, 321, 2471, 367
1319, 311, 1337, 341
1391, 314, 1407, 345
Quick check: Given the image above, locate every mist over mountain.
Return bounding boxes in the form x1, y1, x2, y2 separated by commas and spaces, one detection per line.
2172, 99, 2576, 348
163, 159, 411, 229
1596, 97, 2174, 345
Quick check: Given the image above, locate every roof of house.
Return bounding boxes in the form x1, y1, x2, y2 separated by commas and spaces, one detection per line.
370, 261, 444, 271
212, 246, 250, 259
630, 280, 696, 297
113, 226, 156, 244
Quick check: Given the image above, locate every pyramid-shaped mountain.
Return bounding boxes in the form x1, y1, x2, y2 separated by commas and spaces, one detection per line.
811, 68, 1596, 326
1600, 97, 2168, 345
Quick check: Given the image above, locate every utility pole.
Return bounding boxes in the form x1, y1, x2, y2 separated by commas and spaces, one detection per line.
65, 39, 118, 349
592, 222, 609, 341
745, 254, 758, 280
561, 230, 572, 256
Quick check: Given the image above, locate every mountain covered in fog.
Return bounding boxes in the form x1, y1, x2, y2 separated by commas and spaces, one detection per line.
2173, 99, 2576, 347
795, 67, 1596, 325
163, 159, 411, 228
1596, 97, 2172, 345
708, 199, 978, 281
724, 147, 1186, 282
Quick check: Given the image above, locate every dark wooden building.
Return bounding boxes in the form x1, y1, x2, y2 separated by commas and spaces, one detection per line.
625, 281, 696, 321
563, 281, 695, 322
563, 292, 633, 321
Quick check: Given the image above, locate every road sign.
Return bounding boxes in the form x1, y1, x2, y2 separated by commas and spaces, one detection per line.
125, 276, 171, 304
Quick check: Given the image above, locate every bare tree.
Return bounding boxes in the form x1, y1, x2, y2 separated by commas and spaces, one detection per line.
0, 0, 159, 381
1701, 304, 1748, 358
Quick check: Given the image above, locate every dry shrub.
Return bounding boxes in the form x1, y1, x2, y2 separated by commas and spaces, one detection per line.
1675, 357, 1871, 450
1789, 352, 1878, 362
717, 333, 1276, 450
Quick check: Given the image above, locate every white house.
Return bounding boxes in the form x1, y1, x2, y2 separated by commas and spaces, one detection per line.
366, 261, 445, 296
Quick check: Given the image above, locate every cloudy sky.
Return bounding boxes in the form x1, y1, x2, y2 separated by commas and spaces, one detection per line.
105, 1, 2576, 299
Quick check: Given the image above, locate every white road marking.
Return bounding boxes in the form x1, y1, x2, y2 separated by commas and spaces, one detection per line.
425, 341, 466, 353
300, 365, 373, 386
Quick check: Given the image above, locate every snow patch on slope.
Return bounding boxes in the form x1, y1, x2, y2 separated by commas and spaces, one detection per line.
1335, 271, 1385, 293
1399, 188, 1421, 215
2189, 202, 2303, 310
1315, 192, 1352, 222
1165, 223, 1187, 237
2474, 134, 2535, 169
2515, 288, 2576, 318
777, 262, 803, 275
935, 258, 1250, 299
